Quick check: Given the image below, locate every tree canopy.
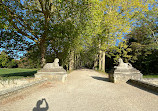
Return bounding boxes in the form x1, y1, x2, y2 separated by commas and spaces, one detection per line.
0, 0, 157, 72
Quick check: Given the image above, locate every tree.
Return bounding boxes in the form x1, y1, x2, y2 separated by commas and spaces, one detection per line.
123, 7, 158, 74
0, 0, 156, 70
0, 51, 9, 68
85, 0, 156, 71
0, 0, 91, 67
0, 51, 18, 68
7, 59, 18, 68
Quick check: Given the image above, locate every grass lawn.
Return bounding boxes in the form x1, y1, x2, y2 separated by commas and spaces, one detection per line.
143, 75, 158, 78
0, 68, 38, 80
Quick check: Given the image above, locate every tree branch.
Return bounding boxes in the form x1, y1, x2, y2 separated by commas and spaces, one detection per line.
11, 20, 36, 42
2, 2, 39, 40
148, 27, 158, 44
38, 0, 44, 12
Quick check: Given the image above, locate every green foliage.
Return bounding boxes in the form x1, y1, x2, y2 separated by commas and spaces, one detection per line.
18, 56, 41, 69
0, 51, 18, 68
0, 0, 92, 66
124, 8, 158, 74
7, 59, 18, 68
0, 51, 9, 68
105, 41, 132, 65
79, 0, 156, 68
0, 0, 156, 70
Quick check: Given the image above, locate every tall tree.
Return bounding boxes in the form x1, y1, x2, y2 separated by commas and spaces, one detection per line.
124, 7, 158, 74
0, 0, 156, 70
88, 0, 156, 71
0, 0, 90, 67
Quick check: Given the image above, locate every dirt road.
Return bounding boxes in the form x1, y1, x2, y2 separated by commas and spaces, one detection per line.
0, 69, 158, 111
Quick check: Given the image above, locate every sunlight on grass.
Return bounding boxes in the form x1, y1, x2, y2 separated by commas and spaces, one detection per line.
0, 68, 37, 75
0, 68, 38, 80
143, 75, 158, 78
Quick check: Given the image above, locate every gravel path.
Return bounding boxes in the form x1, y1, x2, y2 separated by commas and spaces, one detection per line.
0, 69, 158, 111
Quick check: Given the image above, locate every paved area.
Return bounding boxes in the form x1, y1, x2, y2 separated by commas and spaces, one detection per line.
0, 69, 158, 111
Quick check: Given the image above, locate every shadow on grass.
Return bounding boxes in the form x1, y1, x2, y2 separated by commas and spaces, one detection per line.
91, 76, 109, 82
0, 71, 37, 77
126, 80, 158, 95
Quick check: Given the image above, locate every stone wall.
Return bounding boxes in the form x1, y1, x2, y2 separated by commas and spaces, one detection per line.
0, 78, 47, 100
141, 78, 158, 85
111, 73, 142, 83
128, 79, 158, 93
0, 78, 37, 92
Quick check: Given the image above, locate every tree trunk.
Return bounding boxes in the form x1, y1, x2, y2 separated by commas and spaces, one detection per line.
69, 50, 74, 71
102, 51, 105, 72
75, 54, 78, 69
40, 5, 49, 67
99, 50, 102, 71
40, 38, 46, 67
74, 53, 77, 69
93, 54, 98, 70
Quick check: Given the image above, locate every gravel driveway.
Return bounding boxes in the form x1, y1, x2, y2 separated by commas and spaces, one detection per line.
0, 69, 158, 111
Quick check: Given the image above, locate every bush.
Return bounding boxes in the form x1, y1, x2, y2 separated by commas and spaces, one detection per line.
0, 51, 18, 68
7, 59, 18, 68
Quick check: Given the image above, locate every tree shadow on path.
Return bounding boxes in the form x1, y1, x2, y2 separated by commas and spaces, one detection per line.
91, 76, 109, 82
126, 81, 158, 95
33, 98, 49, 111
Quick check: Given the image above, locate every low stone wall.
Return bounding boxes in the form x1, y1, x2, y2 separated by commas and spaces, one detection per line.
108, 73, 142, 83
128, 79, 158, 93
0, 78, 47, 100
141, 78, 158, 85
0, 78, 37, 92
35, 72, 67, 83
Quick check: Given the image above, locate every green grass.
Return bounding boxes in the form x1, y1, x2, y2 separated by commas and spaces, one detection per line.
143, 75, 158, 78
0, 68, 38, 80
